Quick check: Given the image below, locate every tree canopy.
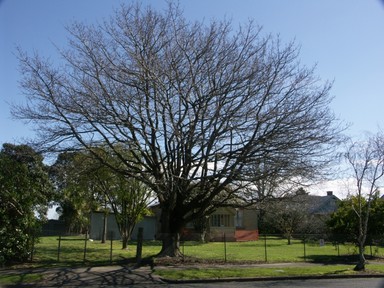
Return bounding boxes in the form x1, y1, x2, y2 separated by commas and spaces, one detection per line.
13, 3, 342, 256
50, 151, 101, 234
50, 149, 153, 248
327, 196, 384, 245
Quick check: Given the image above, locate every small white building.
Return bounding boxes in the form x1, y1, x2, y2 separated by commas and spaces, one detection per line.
89, 212, 157, 241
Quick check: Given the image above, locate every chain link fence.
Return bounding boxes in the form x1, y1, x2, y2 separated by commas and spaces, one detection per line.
30, 231, 384, 265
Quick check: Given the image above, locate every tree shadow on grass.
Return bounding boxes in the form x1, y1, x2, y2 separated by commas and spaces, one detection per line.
302, 254, 359, 264
1, 264, 161, 287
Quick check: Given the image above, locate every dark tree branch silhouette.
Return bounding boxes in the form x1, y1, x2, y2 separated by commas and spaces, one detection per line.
13, 3, 342, 256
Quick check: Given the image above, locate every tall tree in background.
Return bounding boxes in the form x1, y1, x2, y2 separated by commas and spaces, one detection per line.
0, 144, 53, 265
14, 3, 342, 257
343, 133, 384, 271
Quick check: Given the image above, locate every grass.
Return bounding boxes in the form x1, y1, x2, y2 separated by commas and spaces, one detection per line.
31, 235, 161, 267
0, 274, 43, 285
180, 237, 363, 263
28, 235, 384, 266
154, 265, 354, 280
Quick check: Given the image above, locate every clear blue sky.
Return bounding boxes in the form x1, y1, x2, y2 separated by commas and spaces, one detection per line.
1, 0, 384, 145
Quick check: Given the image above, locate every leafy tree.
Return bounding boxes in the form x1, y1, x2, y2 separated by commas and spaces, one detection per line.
14, 3, 342, 257
88, 148, 154, 249
102, 175, 153, 249
51, 149, 153, 249
50, 152, 101, 234
0, 144, 53, 265
327, 196, 384, 249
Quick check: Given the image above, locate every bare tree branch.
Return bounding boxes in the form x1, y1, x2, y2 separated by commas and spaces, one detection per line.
13, 3, 343, 256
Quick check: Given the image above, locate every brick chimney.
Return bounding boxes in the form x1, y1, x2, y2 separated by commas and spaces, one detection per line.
326, 191, 333, 196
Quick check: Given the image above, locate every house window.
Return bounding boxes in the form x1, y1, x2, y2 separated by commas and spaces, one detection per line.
211, 214, 231, 227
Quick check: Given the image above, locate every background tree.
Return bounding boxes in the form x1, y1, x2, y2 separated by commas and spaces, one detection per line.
51, 149, 153, 249
260, 192, 308, 244
14, 3, 342, 257
50, 152, 101, 234
341, 133, 384, 271
102, 175, 153, 249
0, 144, 53, 265
262, 201, 306, 244
327, 196, 384, 256
260, 188, 330, 243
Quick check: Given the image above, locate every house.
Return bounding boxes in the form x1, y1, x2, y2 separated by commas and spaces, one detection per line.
146, 204, 259, 242
206, 207, 259, 241
305, 191, 340, 215
285, 190, 340, 216
89, 191, 338, 243
203, 191, 339, 241
258, 190, 340, 236
89, 212, 157, 241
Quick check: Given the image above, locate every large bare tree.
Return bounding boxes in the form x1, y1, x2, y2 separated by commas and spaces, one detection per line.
344, 133, 384, 271
14, 3, 341, 257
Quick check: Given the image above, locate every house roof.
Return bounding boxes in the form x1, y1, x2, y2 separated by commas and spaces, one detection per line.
292, 192, 340, 215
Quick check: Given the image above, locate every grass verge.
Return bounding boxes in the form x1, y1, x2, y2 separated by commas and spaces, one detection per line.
0, 273, 43, 285
154, 264, 384, 280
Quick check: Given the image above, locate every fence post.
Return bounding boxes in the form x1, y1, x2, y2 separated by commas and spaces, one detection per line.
83, 232, 88, 263
223, 233, 227, 262
264, 234, 268, 262
110, 231, 114, 264
57, 235, 62, 262
136, 227, 144, 264
303, 235, 307, 262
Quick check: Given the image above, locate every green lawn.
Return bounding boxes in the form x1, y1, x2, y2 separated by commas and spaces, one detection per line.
32, 235, 161, 266
0, 274, 43, 285
29, 235, 384, 266
180, 237, 364, 263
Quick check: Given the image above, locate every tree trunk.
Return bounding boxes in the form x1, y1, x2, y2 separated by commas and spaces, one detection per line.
156, 207, 184, 257
101, 211, 107, 244
158, 232, 183, 257
199, 230, 207, 243
354, 243, 366, 271
121, 225, 133, 250
286, 230, 292, 245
